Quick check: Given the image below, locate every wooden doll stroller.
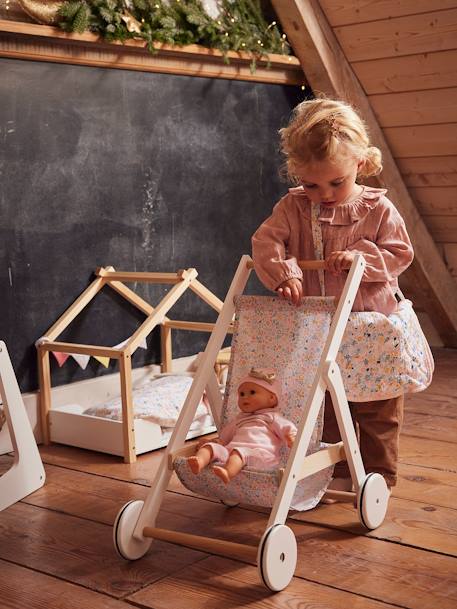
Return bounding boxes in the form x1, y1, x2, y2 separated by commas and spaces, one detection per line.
113, 255, 390, 592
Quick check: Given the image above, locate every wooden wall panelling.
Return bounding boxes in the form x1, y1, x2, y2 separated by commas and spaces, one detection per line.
320, 0, 457, 27
369, 87, 457, 128
422, 216, 457, 243
397, 157, 457, 187
383, 124, 457, 158
335, 9, 457, 62
443, 243, 457, 275
353, 50, 457, 95
409, 187, 457, 215
271, 0, 457, 346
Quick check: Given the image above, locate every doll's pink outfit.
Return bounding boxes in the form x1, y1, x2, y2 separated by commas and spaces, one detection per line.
202, 408, 296, 469
252, 186, 414, 316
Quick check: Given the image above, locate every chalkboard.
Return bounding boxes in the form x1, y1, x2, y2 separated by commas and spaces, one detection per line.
0, 57, 302, 392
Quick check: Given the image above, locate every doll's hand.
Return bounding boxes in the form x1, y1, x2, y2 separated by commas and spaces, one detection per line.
326, 251, 356, 275
277, 278, 303, 306
286, 433, 296, 448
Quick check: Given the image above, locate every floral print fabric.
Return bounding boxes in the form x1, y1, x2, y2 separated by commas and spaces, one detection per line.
174, 295, 334, 510
340, 299, 434, 401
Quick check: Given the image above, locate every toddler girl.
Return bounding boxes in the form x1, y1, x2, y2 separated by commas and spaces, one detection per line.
187, 368, 296, 484
252, 98, 414, 492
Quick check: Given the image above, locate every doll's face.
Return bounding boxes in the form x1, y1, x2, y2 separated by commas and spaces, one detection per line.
238, 381, 278, 413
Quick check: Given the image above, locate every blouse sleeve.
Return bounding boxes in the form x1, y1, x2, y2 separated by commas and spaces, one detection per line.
346, 203, 414, 282
251, 198, 303, 291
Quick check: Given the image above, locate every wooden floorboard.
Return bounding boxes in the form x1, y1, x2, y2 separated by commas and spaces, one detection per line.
0, 347, 456, 607
0, 559, 134, 609
127, 556, 401, 609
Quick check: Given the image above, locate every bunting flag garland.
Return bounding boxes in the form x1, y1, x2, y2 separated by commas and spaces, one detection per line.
52, 351, 70, 367
112, 336, 148, 351
93, 355, 110, 368
71, 353, 90, 370
49, 335, 148, 369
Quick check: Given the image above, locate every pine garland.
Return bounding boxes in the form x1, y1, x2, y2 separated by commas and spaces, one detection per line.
57, 0, 290, 69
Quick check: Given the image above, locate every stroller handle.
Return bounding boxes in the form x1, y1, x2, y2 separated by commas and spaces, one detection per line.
247, 259, 326, 271
298, 260, 326, 270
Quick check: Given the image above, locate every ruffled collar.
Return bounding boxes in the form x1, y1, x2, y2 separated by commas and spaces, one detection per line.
289, 185, 387, 225
318, 185, 387, 225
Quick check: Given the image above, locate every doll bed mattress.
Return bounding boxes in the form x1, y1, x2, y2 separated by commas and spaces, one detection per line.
174, 295, 334, 510
49, 374, 215, 457
83, 375, 209, 426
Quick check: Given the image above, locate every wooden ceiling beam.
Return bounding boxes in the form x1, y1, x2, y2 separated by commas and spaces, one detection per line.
272, 0, 457, 347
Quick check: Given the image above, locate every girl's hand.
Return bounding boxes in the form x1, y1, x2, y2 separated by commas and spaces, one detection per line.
277, 278, 303, 306
326, 251, 356, 275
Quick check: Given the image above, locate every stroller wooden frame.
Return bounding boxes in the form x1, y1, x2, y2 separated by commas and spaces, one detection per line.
113, 254, 391, 591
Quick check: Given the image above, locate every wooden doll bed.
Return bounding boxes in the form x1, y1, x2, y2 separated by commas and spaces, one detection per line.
37, 266, 232, 463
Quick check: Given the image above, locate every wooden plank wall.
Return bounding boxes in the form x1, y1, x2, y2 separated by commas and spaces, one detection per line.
320, 0, 457, 286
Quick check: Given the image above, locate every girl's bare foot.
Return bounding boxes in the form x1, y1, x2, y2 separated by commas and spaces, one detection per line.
213, 465, 231, 484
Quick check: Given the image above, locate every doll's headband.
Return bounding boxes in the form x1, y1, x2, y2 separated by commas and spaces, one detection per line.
249, 368, 276, 384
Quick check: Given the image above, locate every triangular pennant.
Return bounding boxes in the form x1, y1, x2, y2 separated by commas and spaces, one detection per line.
113, 338, 128, 350
71, 353, 90, 370
112, 336, 147, 351
52, 352, 70, 367
94, 355, 110, 368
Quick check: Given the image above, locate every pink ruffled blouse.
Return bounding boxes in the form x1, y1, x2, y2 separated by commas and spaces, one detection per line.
252, 185, 414, 316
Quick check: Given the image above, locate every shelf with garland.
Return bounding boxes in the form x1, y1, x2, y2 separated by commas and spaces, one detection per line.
0, 18, 305, 85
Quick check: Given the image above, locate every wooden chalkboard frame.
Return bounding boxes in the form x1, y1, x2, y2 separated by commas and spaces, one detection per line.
0, 19, 305, 85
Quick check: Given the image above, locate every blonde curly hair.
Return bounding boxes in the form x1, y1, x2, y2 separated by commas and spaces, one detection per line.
279, 97, 382, 182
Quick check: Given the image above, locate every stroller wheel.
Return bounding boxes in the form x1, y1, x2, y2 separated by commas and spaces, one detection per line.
257, 524, 297, 592
357, 473, 390, 530
113, 500, 152, 560
220, 498, 239, 507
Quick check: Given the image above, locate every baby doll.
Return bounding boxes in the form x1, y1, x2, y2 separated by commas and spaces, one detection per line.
186, 368, 297, 484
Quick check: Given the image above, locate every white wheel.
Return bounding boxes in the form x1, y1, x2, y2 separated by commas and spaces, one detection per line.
357, 473, 390, 530
257, 525, 297, 592
220, 498, 239, 507
113, 500, 152, 560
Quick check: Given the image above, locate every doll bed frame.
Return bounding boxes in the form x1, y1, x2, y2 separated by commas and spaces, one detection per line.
37, 266, 230, 463
0, 341, 45, 512
113, 255, 391, 592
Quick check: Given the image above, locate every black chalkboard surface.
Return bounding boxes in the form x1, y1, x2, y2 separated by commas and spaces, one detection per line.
0, 57, 302, 392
